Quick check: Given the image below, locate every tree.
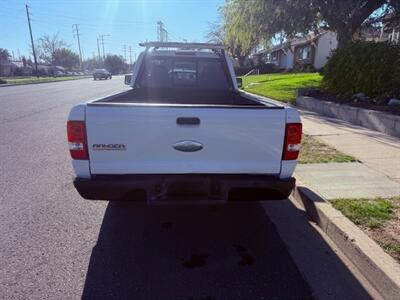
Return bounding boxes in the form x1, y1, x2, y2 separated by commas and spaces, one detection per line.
0, 48, 11, 76
53, 48, 80, 69
104, 54, 125, 74
222, 0, 399, 50
0, 48, 10, 61
82, 58, 103, 71
206, 8, 255, 66
36, 33, 67, 64
206, 21, 225, 44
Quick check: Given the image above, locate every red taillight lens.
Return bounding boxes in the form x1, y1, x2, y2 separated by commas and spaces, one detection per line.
67, 121, 88, 160
282, 123, 302, 160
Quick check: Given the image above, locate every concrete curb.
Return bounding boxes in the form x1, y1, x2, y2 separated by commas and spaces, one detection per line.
296, 96, 400, 138
291, 185, 400, 300
0, 76, 91, 88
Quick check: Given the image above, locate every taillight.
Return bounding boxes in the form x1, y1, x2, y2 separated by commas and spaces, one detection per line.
282, 123, 302, 160
67, 121, 88, 160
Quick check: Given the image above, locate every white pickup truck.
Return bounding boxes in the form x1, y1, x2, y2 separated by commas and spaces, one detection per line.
67, 42, 302, 204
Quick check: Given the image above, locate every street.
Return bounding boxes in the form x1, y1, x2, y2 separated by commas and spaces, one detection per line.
0, 77, 372, 299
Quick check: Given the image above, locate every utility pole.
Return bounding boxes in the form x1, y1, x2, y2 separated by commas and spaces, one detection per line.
128, 46, 132, 65
157, 21, 168, 42
72, 24, 83, 69
25, 4, 38, 77
96, 38, 101, 60
99, 35, 110, 60
122, 44, 127, 63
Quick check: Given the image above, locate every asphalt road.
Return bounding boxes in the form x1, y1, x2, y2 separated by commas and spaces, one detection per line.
0, 77, 372, 299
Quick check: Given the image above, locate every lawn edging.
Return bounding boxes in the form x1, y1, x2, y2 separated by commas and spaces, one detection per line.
291, 185, 400, 299
296, 96, 400, 138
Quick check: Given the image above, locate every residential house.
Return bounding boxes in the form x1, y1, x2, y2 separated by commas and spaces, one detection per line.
0, 59, 68, 76
292, 31, 337, 70
383, 25, 400, 44
12, 60, 33, 76
250, 48, 269, 66
388, 28, 400, 43
0, 60, 33, 76
250, 43, 294, 70
269, 43, 294, 70
251, 31, 338, 71
379, 13, 400, 44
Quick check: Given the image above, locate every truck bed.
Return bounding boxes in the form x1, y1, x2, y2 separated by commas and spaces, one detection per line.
93, 88, 280, 107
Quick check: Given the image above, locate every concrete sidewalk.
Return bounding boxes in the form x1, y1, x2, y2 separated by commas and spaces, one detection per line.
295, 109, 400, 199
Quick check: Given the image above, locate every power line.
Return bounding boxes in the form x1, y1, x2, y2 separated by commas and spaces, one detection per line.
12, 8, 155, 26
72, 24, 83, 69
25, 4, 38, 76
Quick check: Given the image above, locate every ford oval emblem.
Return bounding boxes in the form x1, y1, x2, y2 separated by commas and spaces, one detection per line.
172, 140, 203, 152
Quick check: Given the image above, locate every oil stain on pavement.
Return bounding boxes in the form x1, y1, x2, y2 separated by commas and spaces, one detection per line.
183, 253, 209, 269
233, 244, 254, 266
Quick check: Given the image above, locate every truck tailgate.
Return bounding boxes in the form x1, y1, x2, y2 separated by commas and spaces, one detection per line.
85, 105, 286, 175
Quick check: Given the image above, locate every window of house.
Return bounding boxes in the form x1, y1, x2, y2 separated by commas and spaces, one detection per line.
302, 46, 310, 60
297, 45, 311, 60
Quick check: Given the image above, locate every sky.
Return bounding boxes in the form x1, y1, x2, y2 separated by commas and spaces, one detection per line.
0, 0, 224, 62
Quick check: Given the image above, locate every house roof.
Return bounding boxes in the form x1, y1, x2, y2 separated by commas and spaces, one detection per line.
250, 30, 335, 58
250, 48, 269, 57
270, 31, 332, 53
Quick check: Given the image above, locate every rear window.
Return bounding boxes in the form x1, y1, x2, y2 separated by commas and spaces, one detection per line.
137, 57, 231, 90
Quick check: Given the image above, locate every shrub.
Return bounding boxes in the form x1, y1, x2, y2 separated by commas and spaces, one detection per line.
234, 62, 279, 76
256, 62, 279, 74
293, 62, 316, 73
322, 41, 400, 98
0, 78, 7, 84
234, 66, 254, 76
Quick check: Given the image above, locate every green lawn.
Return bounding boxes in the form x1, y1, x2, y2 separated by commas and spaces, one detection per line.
242, 73, 322, 103
298, 135, 357, 164
330, 197, 400, 261
330, 197, 395, 229
0, 76, 90, 85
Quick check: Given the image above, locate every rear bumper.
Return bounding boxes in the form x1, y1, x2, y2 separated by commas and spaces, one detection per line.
74, 174, 295, 203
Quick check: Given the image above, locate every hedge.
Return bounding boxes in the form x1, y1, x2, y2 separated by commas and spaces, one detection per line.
322, 41, 400, 98
234, 62, 279, 76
